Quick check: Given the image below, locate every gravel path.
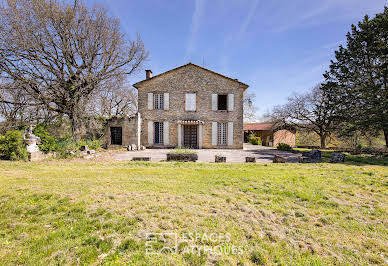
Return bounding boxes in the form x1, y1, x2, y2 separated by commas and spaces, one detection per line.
113, 143, 301, 163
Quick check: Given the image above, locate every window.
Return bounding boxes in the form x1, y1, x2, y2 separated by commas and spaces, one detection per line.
154, 94, 164, 110
217, 122, 227, 145
185, 93, 196, 111
154, 122, 164, 144
217, 95, 227, 110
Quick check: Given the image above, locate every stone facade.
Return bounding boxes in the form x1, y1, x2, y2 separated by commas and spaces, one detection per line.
104, 114, 140, 149
134, 63, 248, 149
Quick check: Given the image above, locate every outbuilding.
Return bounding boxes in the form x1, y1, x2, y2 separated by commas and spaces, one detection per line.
244, 123, 296, 147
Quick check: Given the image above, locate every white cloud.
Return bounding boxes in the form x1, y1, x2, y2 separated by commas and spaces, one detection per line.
238, 0, 260, 37
270, 0, 386, 32
185, 0, 206, 61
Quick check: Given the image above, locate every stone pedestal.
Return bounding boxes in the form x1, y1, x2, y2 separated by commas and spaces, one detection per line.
28, 151, 45, 162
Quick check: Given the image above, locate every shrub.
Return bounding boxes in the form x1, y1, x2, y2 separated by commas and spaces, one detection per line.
249, 135, 262, 145
33, 124, 58, 153
171, 148, 197, 154
55, 137, 102, 153
0, 130, 28, 161
56, 136, 78, 152
78, 139, 101, 150
277, 143, 293, 151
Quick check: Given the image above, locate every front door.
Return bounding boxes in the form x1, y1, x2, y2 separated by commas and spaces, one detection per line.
110, 127, 122, 145
183, 125, 198, 149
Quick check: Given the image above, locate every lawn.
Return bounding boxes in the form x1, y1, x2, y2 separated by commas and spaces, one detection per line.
0, 161, 387, 265
294, 148, 388, 166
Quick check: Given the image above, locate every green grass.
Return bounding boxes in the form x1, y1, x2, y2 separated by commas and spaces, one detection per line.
295, 148, 388, 166
0, 161, 387, 265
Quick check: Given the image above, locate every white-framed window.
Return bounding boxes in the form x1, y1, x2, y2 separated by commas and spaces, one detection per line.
217, 122, 227, 145
154, 94, 164, 110
185, 93, 196, 111
154, 122, 164, 144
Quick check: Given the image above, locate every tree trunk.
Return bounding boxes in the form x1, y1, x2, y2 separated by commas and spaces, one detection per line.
70, 113, 82, 141
384, 128, 388, 148
320, 135, 326, 149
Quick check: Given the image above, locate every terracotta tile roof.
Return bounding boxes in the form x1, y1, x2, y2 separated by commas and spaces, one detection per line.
243, 123, 275, 131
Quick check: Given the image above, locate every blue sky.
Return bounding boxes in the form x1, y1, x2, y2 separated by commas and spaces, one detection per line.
87, 0, 386, 119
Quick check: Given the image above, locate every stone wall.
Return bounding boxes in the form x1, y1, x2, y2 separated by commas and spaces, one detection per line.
136, 64, 247, 149
273, 129, 296, 147
105, 115, 140, 148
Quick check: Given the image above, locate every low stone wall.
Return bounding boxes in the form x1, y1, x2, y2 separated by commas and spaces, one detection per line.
166, 153, 198, 162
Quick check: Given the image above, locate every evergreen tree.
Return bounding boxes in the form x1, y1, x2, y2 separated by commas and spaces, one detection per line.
323, 7, 388, 147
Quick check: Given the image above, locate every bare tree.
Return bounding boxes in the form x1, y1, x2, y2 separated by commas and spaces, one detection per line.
0, 0, 148, 140
92, 77, 138, 117
243, 91, 258, 122
0, 81, 57, 132
271, 84, 336, 148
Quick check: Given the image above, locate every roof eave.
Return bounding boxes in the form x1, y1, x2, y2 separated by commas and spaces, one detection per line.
132, 63, 249, 89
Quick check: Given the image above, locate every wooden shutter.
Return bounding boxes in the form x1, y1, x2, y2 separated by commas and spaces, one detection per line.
177, 124, 182, 148
148, 93, 153, 110
211, 94, 217, 111
163, 121, 169, 145
148, 120, 153, 144
164, 93, 169, 110
185, 93, 196, 111
212, 122, 217, 145
227, 94, 234, 111
227, 122, 233, 146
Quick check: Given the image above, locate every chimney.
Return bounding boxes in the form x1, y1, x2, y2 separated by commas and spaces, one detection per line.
145, 70, 152, 79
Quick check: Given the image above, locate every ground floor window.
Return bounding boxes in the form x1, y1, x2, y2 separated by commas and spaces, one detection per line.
217, 122, 227, 145
154, 122, 164, 144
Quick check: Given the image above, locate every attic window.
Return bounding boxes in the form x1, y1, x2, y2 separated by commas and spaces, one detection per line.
217, 95, 227, 110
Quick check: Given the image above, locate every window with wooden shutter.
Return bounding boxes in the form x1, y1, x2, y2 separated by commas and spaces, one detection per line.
185, 93, 196, 111
154, 122, 164, 144
217, 122, 227, 145
154, 94, 164, 110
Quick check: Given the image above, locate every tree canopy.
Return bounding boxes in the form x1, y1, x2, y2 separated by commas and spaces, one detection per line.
323, 7, 388, 147
0, 0, 148, 140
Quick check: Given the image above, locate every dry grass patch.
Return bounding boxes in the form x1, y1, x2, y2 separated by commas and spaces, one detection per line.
0, 161, 387, 265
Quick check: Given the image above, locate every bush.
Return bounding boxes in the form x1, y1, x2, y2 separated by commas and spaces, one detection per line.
277, 143, 293, 151
171, 148, 197, 154
33, 124, 58, 153
55, 137, 102, 153
249, 135, 262, 145
0, 130, 28, 161
77, 139, 101, 150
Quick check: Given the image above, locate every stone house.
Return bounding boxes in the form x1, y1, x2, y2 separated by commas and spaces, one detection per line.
105, 114, 141, 149
243, 123, 296, 147
105, 63, 248, 149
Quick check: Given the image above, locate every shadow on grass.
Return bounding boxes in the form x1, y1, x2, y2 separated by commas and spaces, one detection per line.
320, 150, 387, 166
